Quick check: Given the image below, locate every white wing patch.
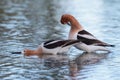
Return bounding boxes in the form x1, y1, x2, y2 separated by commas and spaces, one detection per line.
45, 40, 61, 46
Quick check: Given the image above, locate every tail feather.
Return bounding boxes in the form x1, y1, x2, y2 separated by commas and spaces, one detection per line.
98, 44, 115, 47
109, 45, 115, 47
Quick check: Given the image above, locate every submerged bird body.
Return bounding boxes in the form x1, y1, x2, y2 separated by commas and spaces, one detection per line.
23, 39, 80, 56
61, 14, 114, 53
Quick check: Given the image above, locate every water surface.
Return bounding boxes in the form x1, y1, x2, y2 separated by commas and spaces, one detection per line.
0, 0, 120, 80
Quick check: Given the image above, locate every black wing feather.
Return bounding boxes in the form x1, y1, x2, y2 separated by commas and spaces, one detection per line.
78, 30, 94, 36
44, 40, 80, 49
44, 40, 69, 49
62, 40, 80, 47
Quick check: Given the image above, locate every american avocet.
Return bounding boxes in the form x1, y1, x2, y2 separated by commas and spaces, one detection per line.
61, 14, 114, 53
22, 39, 80, 56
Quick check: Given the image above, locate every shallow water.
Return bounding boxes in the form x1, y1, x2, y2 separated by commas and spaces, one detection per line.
0, 0, 120, 80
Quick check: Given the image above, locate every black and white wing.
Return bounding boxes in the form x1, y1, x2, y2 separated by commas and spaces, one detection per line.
61, 40, 80, 47
43, 40, 80, 49
77, 30, 114, 47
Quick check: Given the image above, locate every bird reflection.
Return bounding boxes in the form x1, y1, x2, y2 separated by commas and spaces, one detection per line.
24, 54, 69, 68
41, 54, 69, 68
69, 52, 109, 77
22, 51, 109, 78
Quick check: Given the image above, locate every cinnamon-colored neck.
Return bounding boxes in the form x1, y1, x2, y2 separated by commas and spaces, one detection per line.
32, 50, 41, 56
68, 16, 83, 31
24, 48, 43, 56
30, 50, 39, 56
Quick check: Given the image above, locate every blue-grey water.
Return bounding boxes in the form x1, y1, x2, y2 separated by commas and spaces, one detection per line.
0, 0, 120, 80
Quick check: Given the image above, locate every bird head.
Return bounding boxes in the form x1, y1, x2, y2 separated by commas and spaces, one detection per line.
60, 14, 72, 26
23, 49, 37, 56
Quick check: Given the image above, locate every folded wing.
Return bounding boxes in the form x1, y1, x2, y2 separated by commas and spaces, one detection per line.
77, 30, 114, 47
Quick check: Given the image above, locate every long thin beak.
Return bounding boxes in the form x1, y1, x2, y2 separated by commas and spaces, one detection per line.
11, 52, 22, 54
67, 22, 71, 26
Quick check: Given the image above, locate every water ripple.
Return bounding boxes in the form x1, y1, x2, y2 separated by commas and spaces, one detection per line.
0, 0, 120, 80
